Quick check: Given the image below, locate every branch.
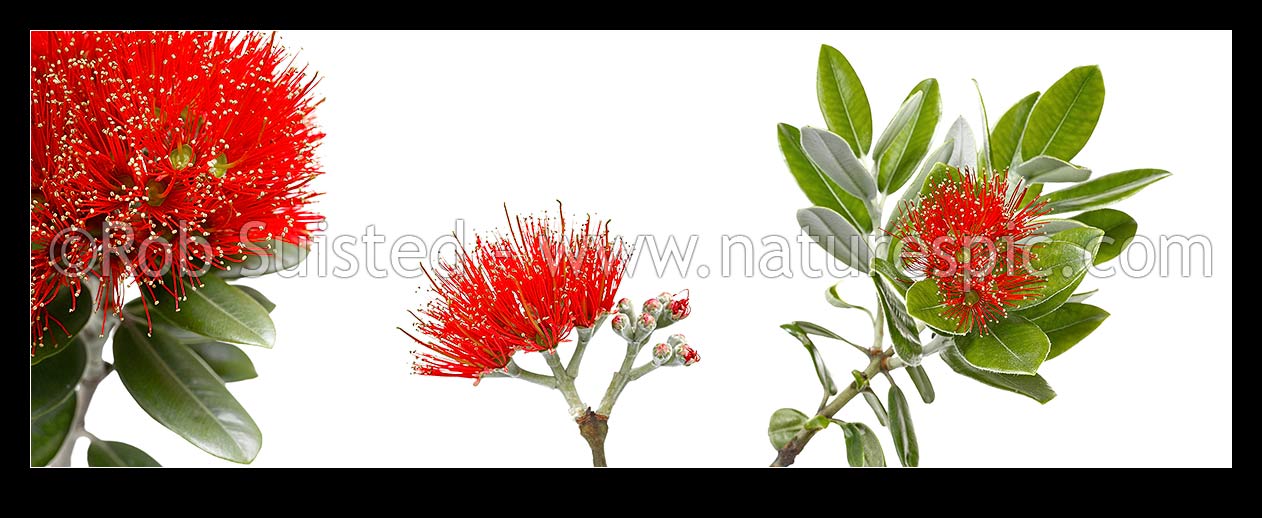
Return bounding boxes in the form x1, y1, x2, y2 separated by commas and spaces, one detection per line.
565, 325, 596, 379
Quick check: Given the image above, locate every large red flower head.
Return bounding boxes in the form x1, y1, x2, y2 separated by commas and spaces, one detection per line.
403, 206, 630, 382
893, 167, 1049, 334
30, 31, 324, 354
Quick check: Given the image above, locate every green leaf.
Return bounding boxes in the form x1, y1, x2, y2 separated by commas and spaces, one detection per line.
1020, 65, 1104, 162
31, 336, 85, 419
954, 316, 1050, 375
216, 239, 310, 279
861, 389, 889, 426
816, 45, 872, 157
1013, 227, 1103, 313
1042, 169, 1171, 214
778, 124, 874, 233
87, 440, 161, 467
876, 79, 942, 194
1033, 303, 1109, 360
113, 322, 262, 463
797, 207, 872, 273
801, 127, 878, 200
1020, 182, 1044, 208
840, 422, 886, 467
32, 285, 93, 365
904, 279, 966, 335
870, 257, 913, 297
941, 341, 1056, 404
944, 116, 976, 170
768, 408, 810, 450
905, 364, 935, 404
873, 275, 922, 365
1014, 155, 1092, 183
187, 342, 259, 383
1035, 218, 1091, 237
148, 273, 276, 348
919, 161, 959, 197
825, 280, 874, 317
1014, 270, 1086, 321
1067, 289, 1098, 303
31, 336, 86, 466
885, 140, 954, 230
232, 285, 276, 313
804, 415, 832, 431
887, 385, 919, 467
31, 390, 75, 466
990, 92, 1039, 169
973, 79, 992, 173
780, 324, 838, 395
1070, 208, 1137, 264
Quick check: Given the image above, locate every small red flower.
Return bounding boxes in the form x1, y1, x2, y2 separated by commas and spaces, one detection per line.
404, 206, 629, 381
894, 168, 1049, 334
30, 31, 324, 355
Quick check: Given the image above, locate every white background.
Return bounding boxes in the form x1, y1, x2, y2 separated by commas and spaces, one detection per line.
76, 30, 1231, 467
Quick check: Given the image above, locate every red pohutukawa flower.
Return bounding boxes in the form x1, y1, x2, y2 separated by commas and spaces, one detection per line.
402, 206, 630, 382
894, 167, 1050, 334
30, 31, 324, 355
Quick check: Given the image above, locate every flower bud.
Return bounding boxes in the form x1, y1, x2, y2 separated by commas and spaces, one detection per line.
616, 297, 635, 316
656, 291, 673, 306
666, 333, 687, 347
651, 343, 673, 366
674, 344, 700, 366
667, 295, 691, 322
642, 298, 663, 318
610, 312, 635, 340
636, 311, 657, 336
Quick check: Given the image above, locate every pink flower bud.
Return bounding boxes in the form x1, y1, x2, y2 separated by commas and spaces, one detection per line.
616, 297, 635, 315
611, 312, 630, 332
667, 333, 687, 347
637, 311, 657, 334
643, 298, 663, 317
652, 343, 673, 366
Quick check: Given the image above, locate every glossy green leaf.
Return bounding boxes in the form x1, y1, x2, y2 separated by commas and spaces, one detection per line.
816, 45, 872, 157
919, 161, 959, 197
873, 275, 922, 365
876, 80, 941, 194
840, 422, 886, 467
904, 279, 966, 335
797, 207, 872, 273
31, 390, 75, 467
31, 336, 86, 466
885, 140, 954, 231
1043, 169, 1171, 214
801, 127, 878, 200
941, 341, 1056, 403
887, 385, 919, 467
862, 389, 889, 426
1067, 289, 1098, 303
871, 257, 913, 297
1014, 155, 1092, 183
778, 124, 874, 233
87, 439, 161, 467
906, 364, 935, 404
1070, 208, 1137, 264
148, 273, 275, 348
768, 408, 810, 450
188, 342, 259, 383
825, 280, 874, 317
1021, 65, 1104, 162
954, 316, 1050, 375
974, 80, 992, 173
1035, 218, 1090, 237
1033, 303, 1109, 360
780, 324, 838, 395
31, 336, 85, 418
1015, 270, 1086, 321
216, 239, 310, 279
1020, 182, 1044, 208
233, 285, 276, 313
32, 285, 93, 365
113, 322, 262, 463
944, 116, 976, 170
990, 92, 1039, 168
1013, 227, 1103, 312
